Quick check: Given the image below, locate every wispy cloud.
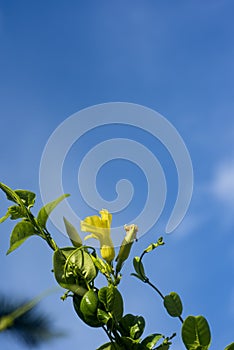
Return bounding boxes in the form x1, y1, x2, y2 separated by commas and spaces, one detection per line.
211, 161, 234, 204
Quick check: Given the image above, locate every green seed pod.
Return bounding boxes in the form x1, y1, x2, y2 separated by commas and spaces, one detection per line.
73, 291, 102, 328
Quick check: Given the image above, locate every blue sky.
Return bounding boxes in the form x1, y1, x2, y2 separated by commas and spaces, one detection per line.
1, 1, 234, 349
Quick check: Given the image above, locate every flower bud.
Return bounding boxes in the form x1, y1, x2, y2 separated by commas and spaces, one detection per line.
100, 244, 115, 264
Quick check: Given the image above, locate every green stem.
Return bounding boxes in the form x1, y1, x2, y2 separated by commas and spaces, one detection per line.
102, 325, 117, 348
139, 252, 184, 324
27, 211, 58, 251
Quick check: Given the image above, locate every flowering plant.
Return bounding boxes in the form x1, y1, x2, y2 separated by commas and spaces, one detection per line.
0, 182, 233, 350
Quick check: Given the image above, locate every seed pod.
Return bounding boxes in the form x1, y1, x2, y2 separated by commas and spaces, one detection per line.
73, 291, 103, 328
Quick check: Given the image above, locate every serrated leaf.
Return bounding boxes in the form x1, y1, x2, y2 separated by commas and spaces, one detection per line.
7, 221, 37, 254
163, 292, 183, 317
37, 194, 69, 229
181, 315, 211, 350
63, 217, 82, 247
14, 190, 36, 208
141, 334, 163, 349
225, 343, 234, 350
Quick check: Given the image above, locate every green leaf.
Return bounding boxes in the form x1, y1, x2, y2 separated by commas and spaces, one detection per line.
133, 257, 146, 280
0, 205, 27, 223
0, 182, 24, 206
8, 205, 28, 220
63, 217, 82, 247
0, 211, 10, 223
119, 314, 145, 340
37, 194, 70, 229
14, 190, 36, 208
96, 343, 113, 350
7, 221, 37, 254
98, 285, 123, 321
53, 248, 87, 295
144, 237, 165, 253
155, 344, 170, 350
141, 334, 163, 349
120, 337, 143, 349
66, 247, 97, 282
182, 315, 211, 350
73, 293, 102, 328
53, 247, 96, 295
131, 273, 146, 282
96, 342, 125, 350
91, 255, 108, 274
97, 309, 111, 324
225, 343, 234, 350
163, 292, 183, 317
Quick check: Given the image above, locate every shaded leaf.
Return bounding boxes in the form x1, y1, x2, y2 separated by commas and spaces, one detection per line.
163, 292, 183, 318
133, 257, 146, 280
53, 249, 87, 295
97, 309, 111, 324
131, 273, 146, 282
7, 221, 37, 254
182, 315, 211, 350
0, 293, 63, 346
96, 342, 125, 350
119, 314, 145, 340
225, 343, 234, 350
53, 248, 96, 295
37, 194, 69, 229
141, 334, 163, 349
98, 285, 123, 321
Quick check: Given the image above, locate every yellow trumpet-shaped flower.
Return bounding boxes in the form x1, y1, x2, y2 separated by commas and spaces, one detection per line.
80, 209, 115, 264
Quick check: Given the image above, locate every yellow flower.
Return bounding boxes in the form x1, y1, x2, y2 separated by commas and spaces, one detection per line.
80, 209, 115, 264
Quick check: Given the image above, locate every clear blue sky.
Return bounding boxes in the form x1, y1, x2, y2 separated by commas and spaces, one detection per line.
1, 1, 234, 349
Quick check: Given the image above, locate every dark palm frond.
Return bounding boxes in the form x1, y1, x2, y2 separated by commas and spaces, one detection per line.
0, 293, 64, 347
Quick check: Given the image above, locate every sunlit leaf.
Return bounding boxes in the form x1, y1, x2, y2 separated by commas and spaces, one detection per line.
37, 194, 69, 229
63, 217, 82, 247
7, 221, 37, 254
14, 190, 36, 208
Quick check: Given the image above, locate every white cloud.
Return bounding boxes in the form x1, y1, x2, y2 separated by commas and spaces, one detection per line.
211, 161, 234, 204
